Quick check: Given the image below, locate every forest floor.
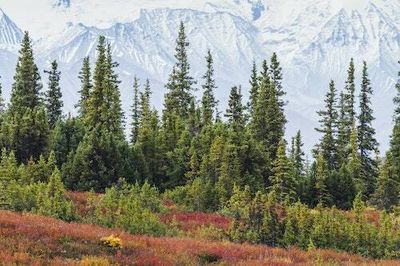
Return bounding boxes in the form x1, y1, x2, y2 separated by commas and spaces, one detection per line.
0, 192, 399, 266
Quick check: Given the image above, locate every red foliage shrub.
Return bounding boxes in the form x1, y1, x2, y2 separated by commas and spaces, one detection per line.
0, 210, 397, 265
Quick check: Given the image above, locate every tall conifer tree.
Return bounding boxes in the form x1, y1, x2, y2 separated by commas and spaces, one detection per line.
45, 60, 63, 128
271, 139, 297, 203
338, 59, 356, 164
347, 123, 362, 189
77, 57, 92, 118
315, 152, 331, 206
372, 61, 400, 209
344, 59, 356, 126
63, 36, 128, 191
357, 61, 378, 197
10, 32, 42, 112
248, 61, 259, 114
225, 86, 245, 141
1, 32, 49, 162
269, 52, 285, 111
131, 77, 140, 144
201, 50, 217, 127
293, 130, 305, 179
315, 80, 339, 170
165, 21, 195, 118
388, 61, 400, 183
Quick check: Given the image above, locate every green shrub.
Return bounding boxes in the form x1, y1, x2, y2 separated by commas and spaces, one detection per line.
164, 178, 218, 212
92, 179, 166, 236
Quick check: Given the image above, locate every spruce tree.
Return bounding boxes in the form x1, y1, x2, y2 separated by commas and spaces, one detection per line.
77, 56, 92, 118
137, 110, 163, 187
37, 168, 74, 221
9, 31, 42, 112
371, 155, 399, 211
199, 134, 225, 186
248, 61, 259, 114
161, 22, 195, 156
45, 60, 63, 128
251, 77, 269, 144
1, 31, 49, 162
271, 139, 297, 203
357, 61, 378, 197
387, 61, 400, 186
49, 114, 84, 167
315, 152, 331, 206
337, 92, 347, 165
265, 81, 285, 162
188, 98, 201, 136
225, 86, 245, 138
164, 21, 195, 118
140, 79, 152, 120
347, 123, 362, 192
293, 130, 305, 179
161, 24, 198, 187
338, 59, 356, 164
63, 36, 129, 191
216, 143, 241, 204
269, 52, 285, 111
131, 77, 140, 144
372, 61, 400, 209
105, 44, 124, 139
344, 59, 356, 127
201, 50, 217, 127
251, 59, 286, 188
315, 80, 339, 170
259, 59, 269, 84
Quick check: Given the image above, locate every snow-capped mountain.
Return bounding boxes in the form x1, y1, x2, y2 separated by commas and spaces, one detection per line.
0, 0, 399, 153
0, 9, 22, 51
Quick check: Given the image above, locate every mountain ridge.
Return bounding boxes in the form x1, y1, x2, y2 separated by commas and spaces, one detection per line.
0, 0, 398, 152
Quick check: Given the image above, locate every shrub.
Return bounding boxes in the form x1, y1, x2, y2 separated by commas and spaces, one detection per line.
92, 180, 166, 236
164, 178, 218, 212
193, 225, 227, 241
79, 256, 110, 266
36, 168, 75, 221
196, 251, 222, 265
100, 235, 123, 249
225, 189, 400, 259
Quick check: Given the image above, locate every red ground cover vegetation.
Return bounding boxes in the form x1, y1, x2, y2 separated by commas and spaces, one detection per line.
161, 211, 231, 232
0, 211, 398, 265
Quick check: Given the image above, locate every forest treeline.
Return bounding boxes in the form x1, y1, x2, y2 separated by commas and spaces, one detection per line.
0, 22, 400, 259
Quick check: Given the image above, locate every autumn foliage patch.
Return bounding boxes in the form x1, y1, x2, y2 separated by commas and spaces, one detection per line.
0, 211, 398, 265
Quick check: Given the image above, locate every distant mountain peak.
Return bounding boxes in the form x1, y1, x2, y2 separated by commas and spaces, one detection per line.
0, 9, 23, 49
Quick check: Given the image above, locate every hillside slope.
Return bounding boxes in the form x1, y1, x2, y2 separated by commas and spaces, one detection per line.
0, 210, 398, 265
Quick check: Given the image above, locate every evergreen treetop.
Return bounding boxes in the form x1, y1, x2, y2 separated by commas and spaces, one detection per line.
10, 31, 43, 113
201, 50, 217, 127
45, 60, 63, 128
77, 56, 92, 118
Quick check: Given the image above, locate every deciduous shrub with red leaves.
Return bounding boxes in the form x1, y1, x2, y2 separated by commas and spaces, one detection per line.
0, 211, 396, 265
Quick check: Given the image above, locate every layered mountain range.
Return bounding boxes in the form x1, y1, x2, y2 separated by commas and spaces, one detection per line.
0, 0, 399, 152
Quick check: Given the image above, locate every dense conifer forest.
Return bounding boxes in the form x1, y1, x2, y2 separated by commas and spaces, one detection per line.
1, 22, 400, 262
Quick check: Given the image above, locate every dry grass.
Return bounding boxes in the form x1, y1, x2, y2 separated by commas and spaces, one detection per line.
0, 211, 398, 265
